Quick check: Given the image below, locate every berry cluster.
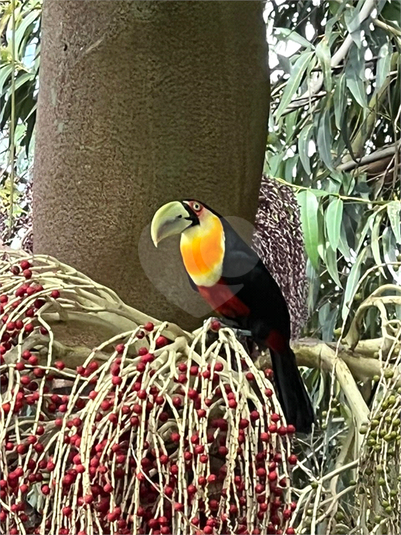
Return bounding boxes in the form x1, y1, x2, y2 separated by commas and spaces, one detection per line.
0, 256, 299, 534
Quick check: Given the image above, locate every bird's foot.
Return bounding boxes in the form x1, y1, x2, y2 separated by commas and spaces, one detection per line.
229, 327, 252, 338
205, 317, 252, 338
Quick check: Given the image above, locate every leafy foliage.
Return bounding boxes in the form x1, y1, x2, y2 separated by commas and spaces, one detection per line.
0, 0, 40, 241
266, 0, 401, 342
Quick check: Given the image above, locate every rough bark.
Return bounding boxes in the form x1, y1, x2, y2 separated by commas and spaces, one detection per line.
33, 0, 269, 329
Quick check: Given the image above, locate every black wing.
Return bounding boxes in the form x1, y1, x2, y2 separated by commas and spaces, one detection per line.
220, 217, 291, 341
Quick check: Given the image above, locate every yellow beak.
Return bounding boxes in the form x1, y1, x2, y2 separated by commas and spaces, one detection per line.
151, 201, 193, 247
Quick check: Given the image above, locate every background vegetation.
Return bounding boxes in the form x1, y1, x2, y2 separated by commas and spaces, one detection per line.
0, 1, 400, 534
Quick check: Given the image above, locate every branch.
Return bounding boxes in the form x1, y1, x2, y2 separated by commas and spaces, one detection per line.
291, 338, 400, 385
284, 0, 377, 113
337, 142, 401, 172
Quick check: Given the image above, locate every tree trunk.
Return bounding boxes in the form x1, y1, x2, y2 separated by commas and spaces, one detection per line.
33, 0, 269, 329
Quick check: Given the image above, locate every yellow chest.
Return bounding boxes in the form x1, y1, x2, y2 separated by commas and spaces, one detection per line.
180, 215, 225, 287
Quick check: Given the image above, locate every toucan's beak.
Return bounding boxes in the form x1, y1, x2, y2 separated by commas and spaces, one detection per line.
151, 201, 193, 247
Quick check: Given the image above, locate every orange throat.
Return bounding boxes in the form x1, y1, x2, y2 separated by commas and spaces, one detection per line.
180, 213, 225, 287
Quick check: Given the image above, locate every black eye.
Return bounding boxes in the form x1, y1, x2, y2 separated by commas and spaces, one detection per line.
193, 203, 201, 211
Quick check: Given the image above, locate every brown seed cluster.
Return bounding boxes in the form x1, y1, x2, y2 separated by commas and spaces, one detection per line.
0, 254, 299, 535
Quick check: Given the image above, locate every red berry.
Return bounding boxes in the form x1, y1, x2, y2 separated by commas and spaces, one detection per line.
239, 418, 249, 429
218, 446, 228, 456
170, 432, 180, 442
143, 322, 154, 332
23, 269, 32, 279
24, 323, 34, 333
20, 260, 31, 270
155, 335, 168, 348
172, 396, 182, 408
210, 320, 221, 331
188, 388, 198, 400
112, 376, 122, 385
288, 454, 298, 465
187, 484, 196, 495
41, 484, 50, 495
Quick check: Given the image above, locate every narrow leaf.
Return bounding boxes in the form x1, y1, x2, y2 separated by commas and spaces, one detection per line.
338, 225, 351, 261
297, 190, 320, 270
347, 74, 367, 107
371, 210, 385, 275
0, 64, 13, 96
14, 9, 40, 56
342, 247, 368, 319
275, 51, 314, 120
376, 42, 392, 93
316, 38, 332, 92
298, 123, 313, 174
325, 198, 343, 250
334, 74, 346, 130
317, 108, 333, 170
274, 28, 314, 50
387, 201, 401, 244
325, 244, 342, 287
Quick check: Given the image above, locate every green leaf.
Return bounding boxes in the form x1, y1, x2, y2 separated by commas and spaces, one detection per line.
382, 227, 401, 284
347, 73, 367, 108
346, 44, 367, 107
321, 304, 339, 342
316, 37, 332, 92
317, 108, 333, 170
371, 210, 385, 275
342, 247, 368, 320
355, 211, 376, 254
0, 64, 13, 96
275, 51, 314, 120
325, 244, 342, 287
274, 28, 314, 50
325, 198, 343, 250
298, 123, 313, 174
14, 9, 41, 57
334, 74, 346, 131
297, 190, 320, 270
265, 154, 284, 177
387, 201, 401, 244
338, 225, 351, 261
376, 42, 392, 94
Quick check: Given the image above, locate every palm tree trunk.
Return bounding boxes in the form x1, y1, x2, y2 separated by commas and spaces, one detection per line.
33, 0, 269, 329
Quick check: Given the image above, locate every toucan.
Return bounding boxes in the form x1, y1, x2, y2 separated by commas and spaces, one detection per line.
151, 199, 314, 433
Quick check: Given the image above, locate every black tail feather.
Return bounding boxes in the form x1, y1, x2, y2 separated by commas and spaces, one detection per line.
270, 346, 314, 434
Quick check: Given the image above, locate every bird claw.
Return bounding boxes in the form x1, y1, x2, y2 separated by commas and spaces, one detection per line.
230, 327, 252, 338
205, 317, 252, 338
